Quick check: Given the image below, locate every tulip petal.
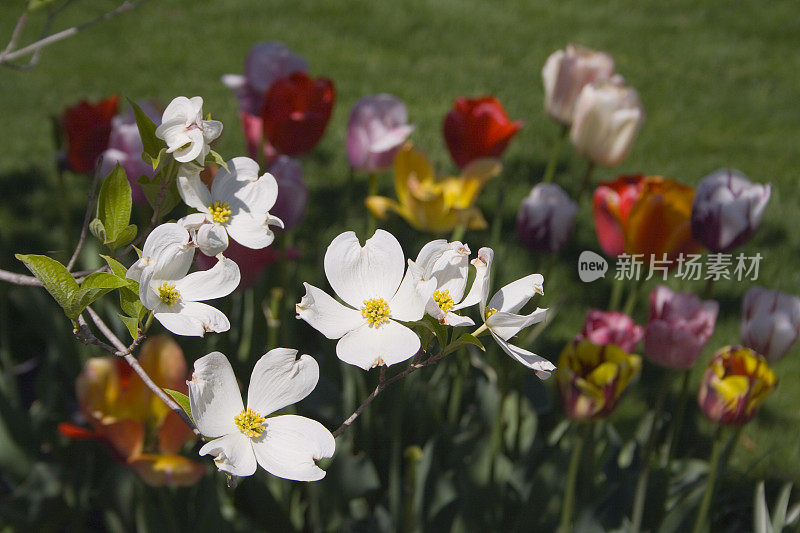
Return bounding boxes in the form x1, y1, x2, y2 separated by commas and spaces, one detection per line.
174, 255, 240, 302
247, 349, 319, 415
188, 352, 244, 437
295, 283, 365, 339
487, 308, 548, 341
488, 273, 545, 314
324, 230, 405, 308
493, 334, 555, 379
251, 415, 334, 481
155, 301, 231, 337
336, 321, 421, 369
199, 432, 256, 477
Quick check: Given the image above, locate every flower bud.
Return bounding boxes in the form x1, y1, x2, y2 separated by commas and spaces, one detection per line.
556, 339, 641, 421
575, 310, 643, 353
570, 77, 645, 167
741, 286, 800, 362
691, 169, 771, 253
542, 44, 615, 125
697, 346, 776, 425
516, 183, 577, 253
645, 285, 719, 370
443, 96, 522, 168
347, 94, 414, 173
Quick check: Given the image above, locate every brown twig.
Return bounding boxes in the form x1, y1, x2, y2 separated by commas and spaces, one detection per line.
331, 350, 448, 438
0, 0, 147, 68
67, 157, 104, 271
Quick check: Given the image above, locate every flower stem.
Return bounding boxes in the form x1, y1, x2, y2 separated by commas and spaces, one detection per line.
622, 277, 644, 316
450, 224, 466, 243
576, 161, 596, 203
608, 277, 624, 311
558, 422, 591, 533
630, 371, 673, 532
664, 369, 691, 465
542, 124, 569, 184
692, 425, 726, 533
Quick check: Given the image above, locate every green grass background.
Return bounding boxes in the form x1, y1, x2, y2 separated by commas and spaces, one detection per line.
1, 0, 800, 527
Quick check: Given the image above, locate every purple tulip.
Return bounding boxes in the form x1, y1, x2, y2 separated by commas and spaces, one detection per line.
98, 102, 161, 204
222, 41, 308, 115
741, 286, 800, 362
268, 155, 307, 230
346, 94, 414, 173
644, 285, 719, 370
575, 310, 643, 353
691, 169, 771, 252
516, 183, 578, 253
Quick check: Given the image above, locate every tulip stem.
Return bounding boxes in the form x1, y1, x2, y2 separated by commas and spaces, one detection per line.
450, 224, 466, 243
576, 162, 596, 203
664, 369, 691, 466
692, 425, 726, 533
608, 278, 624, 311
543, 125, 569, 184
702, 277, 714, 300
558, 422, 591, 533
630, 371, 672, 532
622, 277, 643, 316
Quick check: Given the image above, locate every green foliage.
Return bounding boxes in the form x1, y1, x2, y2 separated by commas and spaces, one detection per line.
137, 169, 181, 220
164, 389, 193, 424
205, 149, 228, 171
92, 164, 137, 250
128, 98, 165, 169
442, 332, 485, 356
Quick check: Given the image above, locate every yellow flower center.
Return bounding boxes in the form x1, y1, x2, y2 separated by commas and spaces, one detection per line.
234, 408, 266, 438
208, 201, 232, 223
485, 307, 498, 319
433, 290, 454, 313
158, 282, 180, 306
361, 297, 391, 327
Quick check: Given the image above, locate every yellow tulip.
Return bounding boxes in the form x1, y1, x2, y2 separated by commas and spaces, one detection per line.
366, 143, 500, 233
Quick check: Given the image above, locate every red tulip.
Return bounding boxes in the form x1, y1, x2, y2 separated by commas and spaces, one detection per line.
443, 96, 522, 168
60, 95, 120, 173
592, 175, 646, 256
260, 72, 335, 156
575, 310, 643, 353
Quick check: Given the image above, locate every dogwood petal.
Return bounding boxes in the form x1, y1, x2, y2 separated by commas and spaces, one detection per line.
416, 240, 470, 302
203, 120, 223, 143
487, 308, 548, 341
442, 312, 475, 327
199, 432, 256, 477
247, 349, 319, 415
226, 212, 276, 249
492, 334, 555, 380
159, 96, 200, 127
252, 415, 334, 481
390, 261, 436, 322
127, 223, 193, 282
324, 230, 405, 308
488, 274, 545, 314
174, 255, 240, 302
155, 301, 231, 337
188, 351, 244, 437
178, 212, 208, 229
212, 157, 277, 213
172, 128, 205, 163
453, 247, 493, 313
336, 321, 421, 369
196, 223, 229, 256
177, 166, 212, 211
295, 283, 364, 339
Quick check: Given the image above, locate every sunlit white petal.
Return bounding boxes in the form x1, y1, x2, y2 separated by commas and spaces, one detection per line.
188, 351, 244, 437
493, 335, 555, 380
174, 255, 240, 302
198, 432, 256, 477
155, 301, 231, 336
487, 274, 545, 314
487, 308, 548, 342
252, 415, 335, 481
247, 349, 319, 416
336, 320, 420, 369
296, 283, 365, 339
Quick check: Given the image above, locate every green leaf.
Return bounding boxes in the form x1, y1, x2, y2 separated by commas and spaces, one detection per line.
138, 173, 181, 219
406, 315, 448, 351
89, 218, 106, 242
100, 254, 129, 278
68, 273, 131, 318
754, 481, 771, 533
772, 482, 793, 532
112, 224, 137, 249
205, 150, 228, 171
442, 332, 485, 356
27, 0, 59, 11
97, 164, 133, 247
143, 147, 167, 171
15, 254, 79, 318
119, 285, 143, 320
128, 98, 162, 161
118, 314, 140, 340
163, 389, 193, 423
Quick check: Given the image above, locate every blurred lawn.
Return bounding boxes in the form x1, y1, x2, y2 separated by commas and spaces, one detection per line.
1, 0, 800, 503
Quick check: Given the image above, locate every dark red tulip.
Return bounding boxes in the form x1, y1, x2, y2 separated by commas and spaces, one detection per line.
61, 95, 120, 173
260, 72, 335, 156
443, 96, 522, 168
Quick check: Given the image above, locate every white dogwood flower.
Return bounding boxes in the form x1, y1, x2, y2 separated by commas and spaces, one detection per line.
177, 157, 283, 256
155, 96, 223, 163
467, 247, 554, 379
189, 349, 335, 481
126, 223, 241, 336
412, 240, 475, 326
296, 230, 436, 369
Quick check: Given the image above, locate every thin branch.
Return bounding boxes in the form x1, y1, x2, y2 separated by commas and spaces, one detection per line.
67, 157, 103, 271
82, 307, 200, 436
0, 266, 110, 287
2, 12, 28, 55
0, 0, 147, 67
332, 350, 448, 438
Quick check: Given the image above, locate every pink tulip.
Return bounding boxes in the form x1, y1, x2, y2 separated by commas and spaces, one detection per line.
741, 286, 800, 362
346, 94, 414, 172
268, 155, 308, 230
575, 310, 643, 353
644, 285, 719, 370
